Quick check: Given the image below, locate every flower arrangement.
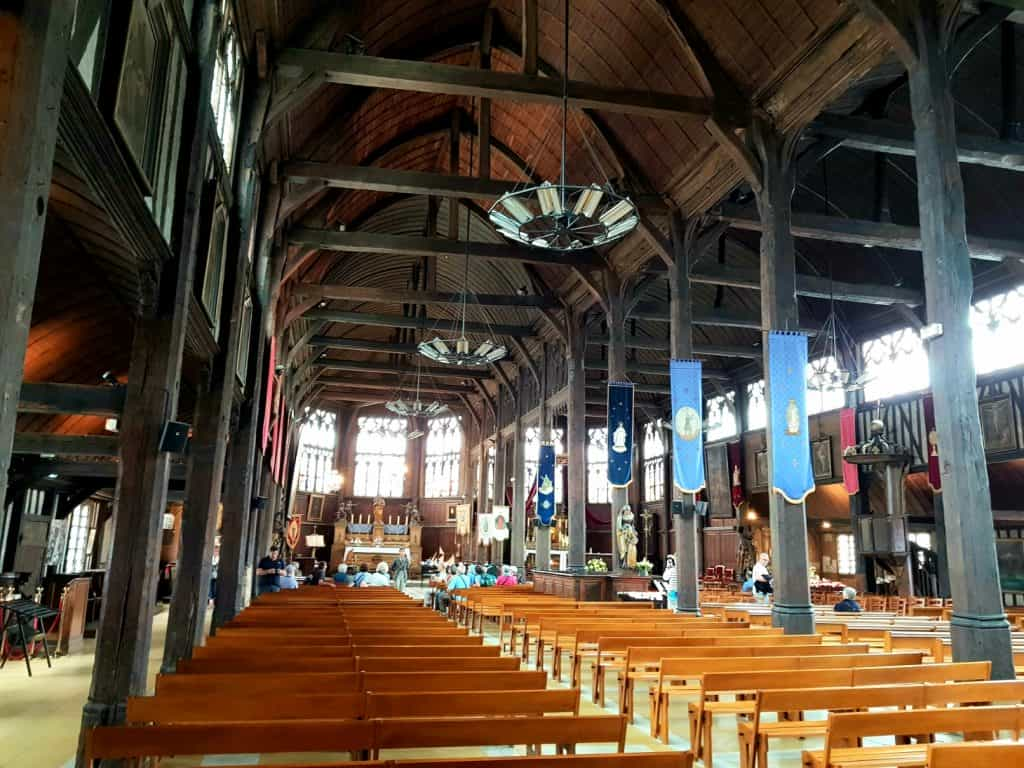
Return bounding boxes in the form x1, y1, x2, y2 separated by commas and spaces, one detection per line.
635, 558, 653, 576
585, 558, 608, 573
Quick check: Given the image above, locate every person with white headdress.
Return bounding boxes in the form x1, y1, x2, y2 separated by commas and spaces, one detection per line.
663, 555, 678, 608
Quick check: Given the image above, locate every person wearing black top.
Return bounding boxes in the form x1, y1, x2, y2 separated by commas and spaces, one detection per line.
256, 545, 286, 595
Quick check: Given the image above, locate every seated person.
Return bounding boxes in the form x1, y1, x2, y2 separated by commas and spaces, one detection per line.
479, 565, 496, 586
363, 561, 391, 587
495, 565, 516, 586
834, 586, 862, 612
307, 561, 325, 586
333, 563, 350, 585
508, 565, 520, 584
352, 562, 370, 588
280, 564, 299, 590
439, 564, 471, 611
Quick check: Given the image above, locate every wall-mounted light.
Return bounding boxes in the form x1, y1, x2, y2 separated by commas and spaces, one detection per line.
745, 510, 758, 521
821, 520, 832, 529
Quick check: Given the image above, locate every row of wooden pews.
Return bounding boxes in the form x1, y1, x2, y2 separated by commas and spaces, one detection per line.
493, 592, 1024, 768
80, 586, 693, 768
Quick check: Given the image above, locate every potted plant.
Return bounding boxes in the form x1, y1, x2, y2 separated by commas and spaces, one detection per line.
585, 558, 608, 573
635, 558, 653, 576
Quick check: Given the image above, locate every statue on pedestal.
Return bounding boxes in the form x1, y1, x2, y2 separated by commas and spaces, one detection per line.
617, 504, 638, 570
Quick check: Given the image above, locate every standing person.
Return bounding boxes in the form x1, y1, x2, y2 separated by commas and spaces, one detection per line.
255, 545, 286, 596
752, 552, 773, 602
392, 548, 410, 592
663, 555, 678, 609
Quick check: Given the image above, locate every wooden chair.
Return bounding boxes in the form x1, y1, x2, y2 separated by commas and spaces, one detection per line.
802, 705, 1023, 768
927, 743, 1024, 768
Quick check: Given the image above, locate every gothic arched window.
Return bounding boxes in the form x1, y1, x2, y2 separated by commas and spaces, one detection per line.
296, 409, 337, 493
424, 417, 462, 498
353, 417, 408, 497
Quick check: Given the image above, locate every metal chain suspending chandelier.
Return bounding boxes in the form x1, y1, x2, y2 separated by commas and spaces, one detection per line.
385, 351, 449, 418
487, 0, 638, 251
418, 126, 508, 367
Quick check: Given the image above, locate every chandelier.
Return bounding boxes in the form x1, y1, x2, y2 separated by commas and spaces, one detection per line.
385, 355, 449, 417
807, 291, 871, 393
488, 0, 637, 251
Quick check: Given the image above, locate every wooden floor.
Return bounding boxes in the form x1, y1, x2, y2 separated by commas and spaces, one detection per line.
0, 592, 964, 768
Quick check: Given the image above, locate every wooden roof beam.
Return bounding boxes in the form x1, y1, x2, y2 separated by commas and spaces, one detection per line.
808, 113, 1024, 172
304, 308, 534, 338
296, 283, 560, 309
18, 382, 126, 417
318, 378, 477, 395
715, 204, 1024, 264
287, 227, 604, 268
13, 433, 120, 457
309, 336, 417, 355
316, 358, 491, 380
585, 336, 762, 359
629, 301, 821, 332
275, 49, 711, 120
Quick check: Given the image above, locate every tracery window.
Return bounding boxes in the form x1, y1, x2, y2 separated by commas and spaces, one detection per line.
643, 422, 665, 502
64, 502, 97, 574
861, 328, 930, 402
806, 356, 846, 415
424, 417, 462, 498
353, 417, 407, 498
296, 409, 337, 493
524, 426, 566, 504
746, 380, 767, 431
837, 533, 857, 576
486, 444, 495, 504
587, 427, 610, 503
210, 1, 242, 169
706, 391, 737, 442
971, 286, 1024, 375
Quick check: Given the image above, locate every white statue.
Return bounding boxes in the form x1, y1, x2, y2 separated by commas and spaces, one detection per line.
612, 421, 628, 453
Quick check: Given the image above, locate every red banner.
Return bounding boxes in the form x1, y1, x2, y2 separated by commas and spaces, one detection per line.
924, 395, 941, 492
262, 337, 276, 451
285, 514, 301, 550
840, 407, 860, 494
727, 441, 744, 511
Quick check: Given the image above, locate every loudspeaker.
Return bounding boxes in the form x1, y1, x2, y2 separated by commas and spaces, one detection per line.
158, 421, 191, 453
252, 496, 269, 510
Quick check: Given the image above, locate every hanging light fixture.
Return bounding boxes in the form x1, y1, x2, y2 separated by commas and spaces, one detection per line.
385, 353, 449, 418
419, 122, 508, 367
488, 0, 638, 251
807, 279, 872, 393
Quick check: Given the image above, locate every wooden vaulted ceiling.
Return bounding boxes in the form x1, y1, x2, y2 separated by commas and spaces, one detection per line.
241, 0, 907, 416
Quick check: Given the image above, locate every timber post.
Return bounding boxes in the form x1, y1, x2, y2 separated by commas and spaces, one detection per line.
492, 384, 507, 565
0, 1, 71, 517
749, 116, 814, 635
566, 309, 587, 572
510, 374, 526, 570
535, 342, 552, 571
668, 211, 700, 615
855, 0, 1015, 676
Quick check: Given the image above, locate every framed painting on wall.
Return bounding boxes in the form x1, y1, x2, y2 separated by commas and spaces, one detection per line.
447, 505, 458, 523
754, 450, 768, 488
308, 495, 324, 522
980, 395, 1017, 454
811, 437, 833, 480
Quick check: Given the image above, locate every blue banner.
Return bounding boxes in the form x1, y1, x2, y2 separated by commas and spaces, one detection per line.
670, 360, 705, 493
607, 381, 634, 487
536, 443, 557, 526
768, 331, 816, 503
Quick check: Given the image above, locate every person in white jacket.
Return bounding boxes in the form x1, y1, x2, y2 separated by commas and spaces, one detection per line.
663, 555, 678, 609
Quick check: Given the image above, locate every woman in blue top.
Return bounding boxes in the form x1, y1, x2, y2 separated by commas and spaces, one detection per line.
352, 563, 370, 587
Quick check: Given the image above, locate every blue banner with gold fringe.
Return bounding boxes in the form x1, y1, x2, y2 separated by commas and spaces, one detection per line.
536, 443, 557, 526
607, 381, 634, 487
767, 331, 816, 503
670, 359, 705, 493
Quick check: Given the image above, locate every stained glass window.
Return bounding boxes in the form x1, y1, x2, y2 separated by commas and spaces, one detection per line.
746, 380, 767, 431
524, 426, 566, 504
64, 502, 97, 574
806, 356, 846, 415
837, 533, 857, 576
424, 417, 462, 498
861, 329, 930, 402
971, 286, 1024, 375
296, 409, 337, 493
210, 1, 242, 169
643, 422, 665, 502
353, 417, 408, 497
587, 427, 610, 503
706, 391, 737, 442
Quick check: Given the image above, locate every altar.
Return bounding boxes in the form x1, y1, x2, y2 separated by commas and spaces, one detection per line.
329, 497, 423, 576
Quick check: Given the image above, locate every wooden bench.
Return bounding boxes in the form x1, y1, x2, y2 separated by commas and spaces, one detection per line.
612, 641, 866, 717
82, 715, 630, 766
269, 755, 693, 768
154, 670, 548, 696
802, 705, 1023, 768
125, 688, 581, 724
175, 655, 520, 674
652, 652, 925, 742
740, 675, 1014, 768
927, 742, 1024, 768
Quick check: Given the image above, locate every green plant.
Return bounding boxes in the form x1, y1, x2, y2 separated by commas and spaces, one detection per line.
635, 558, 653, 575
585, 558, 608, 573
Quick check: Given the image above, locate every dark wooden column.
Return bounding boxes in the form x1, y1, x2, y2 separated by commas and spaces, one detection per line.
492, 385, 507, 564
750, 117, 814, 635
254, 463, 277, 561
510, 375, 526, 569
77, 1, 220, 748
857, 0, 1013, 676
606, 277, 630, 571
668, 212, 700, 614
213, 301, 265, 629
476, 434, 489, 562
0, 2, 71, 513
566, 310, 587, 571
536, 342, 552, 570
